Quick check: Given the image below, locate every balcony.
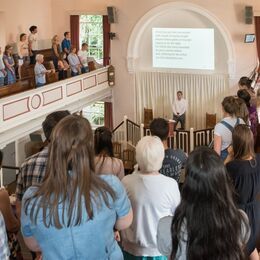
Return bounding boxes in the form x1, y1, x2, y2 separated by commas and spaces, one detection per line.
0, 67, 112, 148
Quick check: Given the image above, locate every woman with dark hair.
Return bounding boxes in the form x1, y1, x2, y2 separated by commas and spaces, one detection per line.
226, 125, 260, 259
157, 146, 250, 260
21, 115, 132, 259
239, 76, 255, 95
94, 127, 125, 180
237, 89, 258, 141
214, 96, 244, 160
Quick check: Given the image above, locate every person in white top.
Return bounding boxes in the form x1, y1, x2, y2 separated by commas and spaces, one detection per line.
214, 96, 245, 160
78, 42, 103, 72
121, 136, 180, 259
28, 25, 38, 64
172, 91, 188, 130
17, 33, 30, 79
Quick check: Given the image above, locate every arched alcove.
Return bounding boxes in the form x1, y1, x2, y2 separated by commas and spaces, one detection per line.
127, 1, 236, 77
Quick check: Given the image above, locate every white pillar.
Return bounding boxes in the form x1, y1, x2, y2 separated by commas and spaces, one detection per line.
123, 115, 128, 150
140, 123, 144, 138
190, 128, 194, 152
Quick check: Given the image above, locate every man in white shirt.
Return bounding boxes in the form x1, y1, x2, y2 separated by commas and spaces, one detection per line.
172, 91, 187, 130
28, 25, 38, 64
78, 42, 103, 72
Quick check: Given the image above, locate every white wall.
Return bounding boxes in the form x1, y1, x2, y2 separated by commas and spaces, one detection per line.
2, 0, 260, 126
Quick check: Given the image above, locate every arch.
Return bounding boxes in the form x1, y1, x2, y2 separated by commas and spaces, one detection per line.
127, 1, 236, 76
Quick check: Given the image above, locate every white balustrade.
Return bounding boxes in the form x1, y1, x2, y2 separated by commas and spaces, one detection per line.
0, 67, 111, 148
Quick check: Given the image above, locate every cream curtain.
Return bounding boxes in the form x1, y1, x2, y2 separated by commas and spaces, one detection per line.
135, 71, 229, 129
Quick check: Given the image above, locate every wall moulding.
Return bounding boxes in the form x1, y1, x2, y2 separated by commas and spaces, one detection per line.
127, 1, 236, 77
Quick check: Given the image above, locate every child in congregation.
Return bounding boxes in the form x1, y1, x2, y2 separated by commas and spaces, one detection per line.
34, 54, 54, 87
3, 45, 16, 85
67, 46, 83, 77
0, 47, 7, 87
157, 146, 250, 260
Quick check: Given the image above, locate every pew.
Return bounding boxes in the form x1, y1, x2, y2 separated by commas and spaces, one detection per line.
0, 79, 34, 98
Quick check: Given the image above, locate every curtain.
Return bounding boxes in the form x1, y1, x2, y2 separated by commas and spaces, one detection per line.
70, 15, 80, 51
103, 15, 110, 66
255, 17, 260, 63
135, 71, 229, 129
104, 101, 113, 130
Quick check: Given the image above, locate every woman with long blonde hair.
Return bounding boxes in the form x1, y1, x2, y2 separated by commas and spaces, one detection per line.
21, 115, 132, 259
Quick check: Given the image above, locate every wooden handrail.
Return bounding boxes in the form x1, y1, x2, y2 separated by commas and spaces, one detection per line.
112, 121, 124, 133
2, 165, 20, 171
126, 119, 140, 128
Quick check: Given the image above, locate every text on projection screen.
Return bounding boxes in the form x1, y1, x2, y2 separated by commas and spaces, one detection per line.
152, 28, 215, 70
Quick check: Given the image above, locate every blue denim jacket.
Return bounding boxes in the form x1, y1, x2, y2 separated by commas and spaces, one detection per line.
21, 175, 131, 260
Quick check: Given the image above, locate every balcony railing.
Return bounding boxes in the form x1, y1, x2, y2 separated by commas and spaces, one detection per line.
0, 67, 111, 148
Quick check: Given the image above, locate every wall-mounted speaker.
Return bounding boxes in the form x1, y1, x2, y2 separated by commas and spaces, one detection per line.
245, 6, 253, 24
107, 6, 117, 24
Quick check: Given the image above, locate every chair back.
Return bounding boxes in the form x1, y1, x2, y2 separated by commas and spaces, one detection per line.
122, 149, 135, 173
144, 108, 153, 128
113, 142, 122, 159
206, 113, 216, 128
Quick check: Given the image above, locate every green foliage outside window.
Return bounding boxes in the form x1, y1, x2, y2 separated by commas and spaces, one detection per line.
83, 102, 104, 128
80, 15, 103, 61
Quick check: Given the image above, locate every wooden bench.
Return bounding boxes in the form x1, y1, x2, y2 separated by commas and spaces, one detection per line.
0, 80, 34, 98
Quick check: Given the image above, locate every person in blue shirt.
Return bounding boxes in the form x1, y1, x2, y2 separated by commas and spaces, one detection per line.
61, 31, 71, 55
21, 115, 133, 259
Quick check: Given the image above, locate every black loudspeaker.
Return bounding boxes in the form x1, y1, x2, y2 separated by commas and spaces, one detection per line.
107, 6, 117, 23
245, 6, 253, 24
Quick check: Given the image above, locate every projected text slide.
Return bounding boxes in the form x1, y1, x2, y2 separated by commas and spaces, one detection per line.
152, 28, 214, 70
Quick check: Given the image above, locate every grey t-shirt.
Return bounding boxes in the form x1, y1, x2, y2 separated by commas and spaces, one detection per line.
159, 149, 187, 182
157, 210, 250, 259
214, 117, 244, 151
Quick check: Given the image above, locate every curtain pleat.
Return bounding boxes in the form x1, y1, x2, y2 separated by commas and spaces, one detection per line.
135, 71, 229, 129
104, 101, 113, 130
103, 16, 110, 66
70, 15, 80, 51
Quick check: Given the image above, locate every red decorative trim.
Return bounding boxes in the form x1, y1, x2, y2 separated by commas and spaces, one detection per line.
97, 71, 108, 85
83, 75, 97, 90
42, 86, 63, 106
31, 94, 42, 109
3, 97, 30, 121
66, 80, 82, 97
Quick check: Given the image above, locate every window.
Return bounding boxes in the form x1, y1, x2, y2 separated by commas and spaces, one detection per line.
82, 101, 104, 128
80, 15, 103, 62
